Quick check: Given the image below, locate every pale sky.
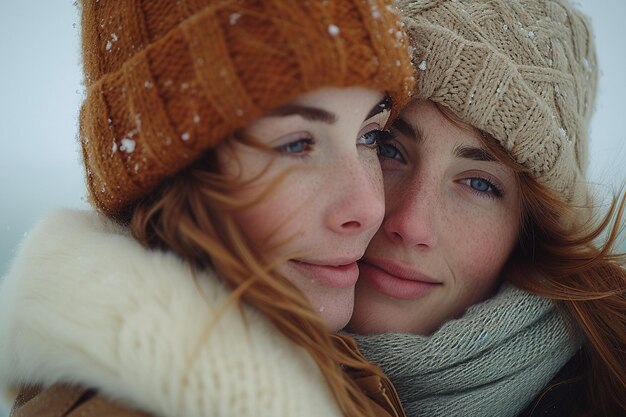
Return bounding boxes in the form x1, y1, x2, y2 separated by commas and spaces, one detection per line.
1, 0, 625, 276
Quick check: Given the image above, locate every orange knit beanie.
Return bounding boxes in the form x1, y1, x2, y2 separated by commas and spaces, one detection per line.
79, 0, 415, 216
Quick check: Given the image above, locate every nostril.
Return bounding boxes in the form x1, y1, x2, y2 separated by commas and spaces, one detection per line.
341, 220, 362, 229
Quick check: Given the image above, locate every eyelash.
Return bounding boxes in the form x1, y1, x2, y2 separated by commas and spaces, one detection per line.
379, 141, 504, 199
275, 128, 392, 158
378, 140, 404, 162
459, 177, 504, 199
276, 138, 314, 156
359, 128, 392, 150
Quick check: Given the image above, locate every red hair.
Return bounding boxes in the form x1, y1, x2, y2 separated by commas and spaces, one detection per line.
479, 129, 626, 416
125, 147, 388, 417
437, 102, 626, 415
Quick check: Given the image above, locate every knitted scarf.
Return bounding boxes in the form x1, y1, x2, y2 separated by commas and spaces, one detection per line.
348, 283, 580, 417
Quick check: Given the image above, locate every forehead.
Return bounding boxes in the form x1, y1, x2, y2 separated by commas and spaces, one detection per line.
400, 100, 485, 147
290, 87, 385, 117
250, 87, 387, 131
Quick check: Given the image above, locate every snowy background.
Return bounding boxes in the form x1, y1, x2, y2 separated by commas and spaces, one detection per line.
1, 0, 625, 282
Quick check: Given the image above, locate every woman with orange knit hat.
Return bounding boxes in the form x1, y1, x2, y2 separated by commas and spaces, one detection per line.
348, 0, 626, 416
0, 1, 413, 417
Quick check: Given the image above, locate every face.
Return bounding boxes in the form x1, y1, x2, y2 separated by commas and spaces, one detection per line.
217, 87, 391, 330
349, 100, 522, 335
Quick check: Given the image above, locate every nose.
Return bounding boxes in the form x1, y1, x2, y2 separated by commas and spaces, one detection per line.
382, 173, 436, 248
325, 155, 384, 235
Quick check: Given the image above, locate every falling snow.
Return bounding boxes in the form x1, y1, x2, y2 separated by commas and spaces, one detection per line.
230, 13, 241, 25
106, 33, 118, 52
120, 138, 136, 153
328, 24, 340, 36
418, 60, 427, 71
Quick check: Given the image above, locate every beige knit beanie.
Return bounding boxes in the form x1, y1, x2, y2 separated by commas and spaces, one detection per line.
79, 0, 415, 216
398, 0, 597, 203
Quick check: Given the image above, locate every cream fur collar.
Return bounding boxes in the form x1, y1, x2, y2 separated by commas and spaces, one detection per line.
0, 210, 340, 417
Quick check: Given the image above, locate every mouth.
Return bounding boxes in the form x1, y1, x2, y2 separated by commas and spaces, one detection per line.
289, 257, 361, 289
359, 259, 442, 300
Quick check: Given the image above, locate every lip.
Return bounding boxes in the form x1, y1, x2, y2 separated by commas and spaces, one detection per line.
289, 257, 360, 289
359, 259, 441, 300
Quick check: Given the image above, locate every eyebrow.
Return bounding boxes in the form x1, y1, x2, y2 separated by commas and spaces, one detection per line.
452, 144, 497, 162
265, 105, 337, 124
392, 117, 424, 143
264, 95, 392, 125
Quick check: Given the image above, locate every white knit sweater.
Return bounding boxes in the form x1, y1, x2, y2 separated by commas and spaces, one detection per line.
0, 209, 341, 417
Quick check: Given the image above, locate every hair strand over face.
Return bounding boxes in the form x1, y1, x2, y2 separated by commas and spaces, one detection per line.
128, 153, 389, 417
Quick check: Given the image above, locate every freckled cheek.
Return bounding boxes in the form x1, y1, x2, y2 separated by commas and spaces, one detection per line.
233, 202, 277, 243
231, 181, 297, 241
447, 216, 514, 290
362, 152, 385, 200
381, 171, 405, 206
234, 175, 320, 246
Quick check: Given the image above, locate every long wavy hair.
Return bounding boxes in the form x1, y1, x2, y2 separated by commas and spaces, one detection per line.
477, 127, 626, 417
122, 137, 387, 417
435, 102, 626, 416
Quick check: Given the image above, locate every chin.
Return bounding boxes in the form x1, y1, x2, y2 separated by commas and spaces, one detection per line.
315, 300, 354, 331
348, 295, 441, 335
312, 289, 355, 331
323, 307, 353, 331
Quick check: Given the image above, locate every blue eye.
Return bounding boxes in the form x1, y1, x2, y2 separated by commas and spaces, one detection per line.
378, 142, 401, 160
463, 177, 503, 198
277, 138, 313, 155
470, 178, 491, 192
358, 129, 391, 148
358, 129, 383, 146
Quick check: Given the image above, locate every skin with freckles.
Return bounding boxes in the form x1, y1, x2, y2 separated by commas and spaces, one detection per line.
349, 99, 522, 335
218, 87, 391, 330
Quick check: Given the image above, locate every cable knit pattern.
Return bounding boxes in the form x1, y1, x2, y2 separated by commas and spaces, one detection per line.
0, 210, 342, 417
398, 0, 597, 203
349, 284, 581, 417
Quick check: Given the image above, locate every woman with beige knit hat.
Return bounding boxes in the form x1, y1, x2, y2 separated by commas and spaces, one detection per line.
0, 1, 415, 417
348, 0, 626, 416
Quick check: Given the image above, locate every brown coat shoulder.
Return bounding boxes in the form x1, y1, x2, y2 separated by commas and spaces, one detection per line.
11, 385, 151, 417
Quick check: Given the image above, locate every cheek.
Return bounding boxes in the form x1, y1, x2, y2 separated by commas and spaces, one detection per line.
362, 150, 384, 199
233, 175, 317, 247
234, 188, 291, 244
449, 211, 519, 293
233, 197, 277, 244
